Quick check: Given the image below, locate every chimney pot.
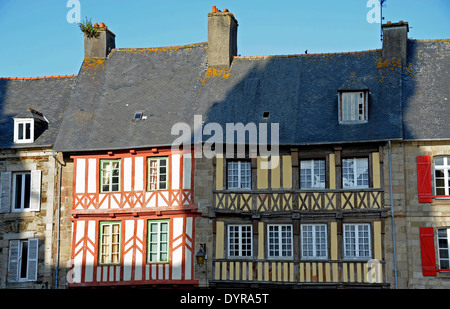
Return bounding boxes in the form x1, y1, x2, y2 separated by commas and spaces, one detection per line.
99, 22, 106, 28
94, 23, 99, 28
212, 6, 218, 12
223, 8, 229, 12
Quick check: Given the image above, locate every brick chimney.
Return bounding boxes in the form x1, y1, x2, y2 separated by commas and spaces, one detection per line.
84, 22, 116, 59
208, 6, 238, 68
382, 21, 409, 66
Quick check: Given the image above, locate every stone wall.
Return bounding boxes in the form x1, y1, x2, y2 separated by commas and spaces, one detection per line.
384, 141, 450, 289
193, 156, 214, 287
0, 148, 57, 288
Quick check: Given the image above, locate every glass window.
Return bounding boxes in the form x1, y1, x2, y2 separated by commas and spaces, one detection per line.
148, 220, 170, 263
300, 159, 326, 189
343, 224, 371, 259
438, 228, 450, 270
99, 222, 121, 265
341, 92, 366, 122
227, 161, 251, 189
228, 225, 252, 257
12, 172, 31, 210
434, 156, 450, 196
100, 160, 121, 192
14, 119, 33, 143
342, 158, 369, 188
301, 224, 328, 259
148, 157, 168, 190
268, 224, 293, 258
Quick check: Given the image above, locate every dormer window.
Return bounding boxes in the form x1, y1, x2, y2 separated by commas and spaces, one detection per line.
340, 92, 367, 122
338, 72, 369, 124
13, 108, 48, 144
14, 119, 34, 143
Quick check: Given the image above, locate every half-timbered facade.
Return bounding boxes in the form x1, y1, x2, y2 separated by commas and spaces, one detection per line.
68, 147, 198, 287
210, 145, 387, 287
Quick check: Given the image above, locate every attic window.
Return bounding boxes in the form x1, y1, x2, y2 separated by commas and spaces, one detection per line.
14, 119, 34, 143
339, 92, 368, 123
134, 112, 143, 120
338, 72, 369, 124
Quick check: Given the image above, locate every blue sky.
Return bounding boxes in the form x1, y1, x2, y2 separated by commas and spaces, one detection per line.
0, 0, 448, 77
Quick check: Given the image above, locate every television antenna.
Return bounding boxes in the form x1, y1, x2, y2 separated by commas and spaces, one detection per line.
380, 0, 387, 41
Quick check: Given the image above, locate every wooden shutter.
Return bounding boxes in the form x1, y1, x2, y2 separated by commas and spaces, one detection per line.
29, 170, 41, 211
7, 240, 20, 282
27, 238, 39, 281
417, 156, 433, 203
419, 227, 437, 276
0, 172, 11, 213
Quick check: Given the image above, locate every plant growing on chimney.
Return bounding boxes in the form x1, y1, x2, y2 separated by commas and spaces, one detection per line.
78, 17, 99, 38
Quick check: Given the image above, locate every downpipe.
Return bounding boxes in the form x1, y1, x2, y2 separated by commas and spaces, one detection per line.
388, 140, 398, 289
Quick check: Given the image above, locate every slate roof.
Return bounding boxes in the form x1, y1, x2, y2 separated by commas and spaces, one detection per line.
0, 76, 76, 149
53, 42, 410, 152
402, 40, 450, 140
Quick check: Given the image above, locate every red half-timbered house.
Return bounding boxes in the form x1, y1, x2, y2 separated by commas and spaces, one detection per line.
69, 148, 198, 287
52, 24, 203, 288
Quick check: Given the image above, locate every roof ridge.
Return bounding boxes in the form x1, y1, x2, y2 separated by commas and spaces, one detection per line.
112, 42, 207, 54
0, 74, 78, 81
234, 49, 381, 60
409, 38, 450, 43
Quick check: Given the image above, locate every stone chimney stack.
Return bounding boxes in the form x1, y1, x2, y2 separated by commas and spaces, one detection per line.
84, 22, 116, 59
382, 21, 409, 66
208, 6, 238, 68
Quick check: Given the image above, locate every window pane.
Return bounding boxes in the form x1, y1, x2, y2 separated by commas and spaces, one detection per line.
25, 123, 31, 140
20, 241, 28, 279
14, 174, 22, 209
343, 158, 368, 188
23, 173, 31, 209
148, 220, 170, 263
300, 160, 325, 189
228, 161, 251, 189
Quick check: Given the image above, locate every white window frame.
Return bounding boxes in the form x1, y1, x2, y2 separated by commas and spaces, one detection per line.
11, 170, 41, 213
343, 223, 372, 260
437, 228, 450, 270
148, 157, 168, 191
228, 224, 253, 258
434, 156, 450, 196
100, 159, 121, 193
8, 239, 39, 282
300, 159, 326, 189
339, 91, 368, 124
13, 119, 34, 143
301, 224, 328, 259
12, 172, 31, 211
342, 157, 369, 189
267, 224, 293, 259
99, 221, 121, 265
227, 160, 251, 190
147, 220, 170, 263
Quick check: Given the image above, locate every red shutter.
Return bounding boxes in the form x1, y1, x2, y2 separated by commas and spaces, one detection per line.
419, 227, 437, 276
417, 156, 433, 203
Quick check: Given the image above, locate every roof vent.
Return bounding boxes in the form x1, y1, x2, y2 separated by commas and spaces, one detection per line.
263, 111, 270, 118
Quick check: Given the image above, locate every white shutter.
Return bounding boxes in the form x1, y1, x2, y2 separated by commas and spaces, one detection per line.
0, 172, 11, 213
7, 240, 20, 282
29, 170, 41, 211
27, 238, 39, 281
